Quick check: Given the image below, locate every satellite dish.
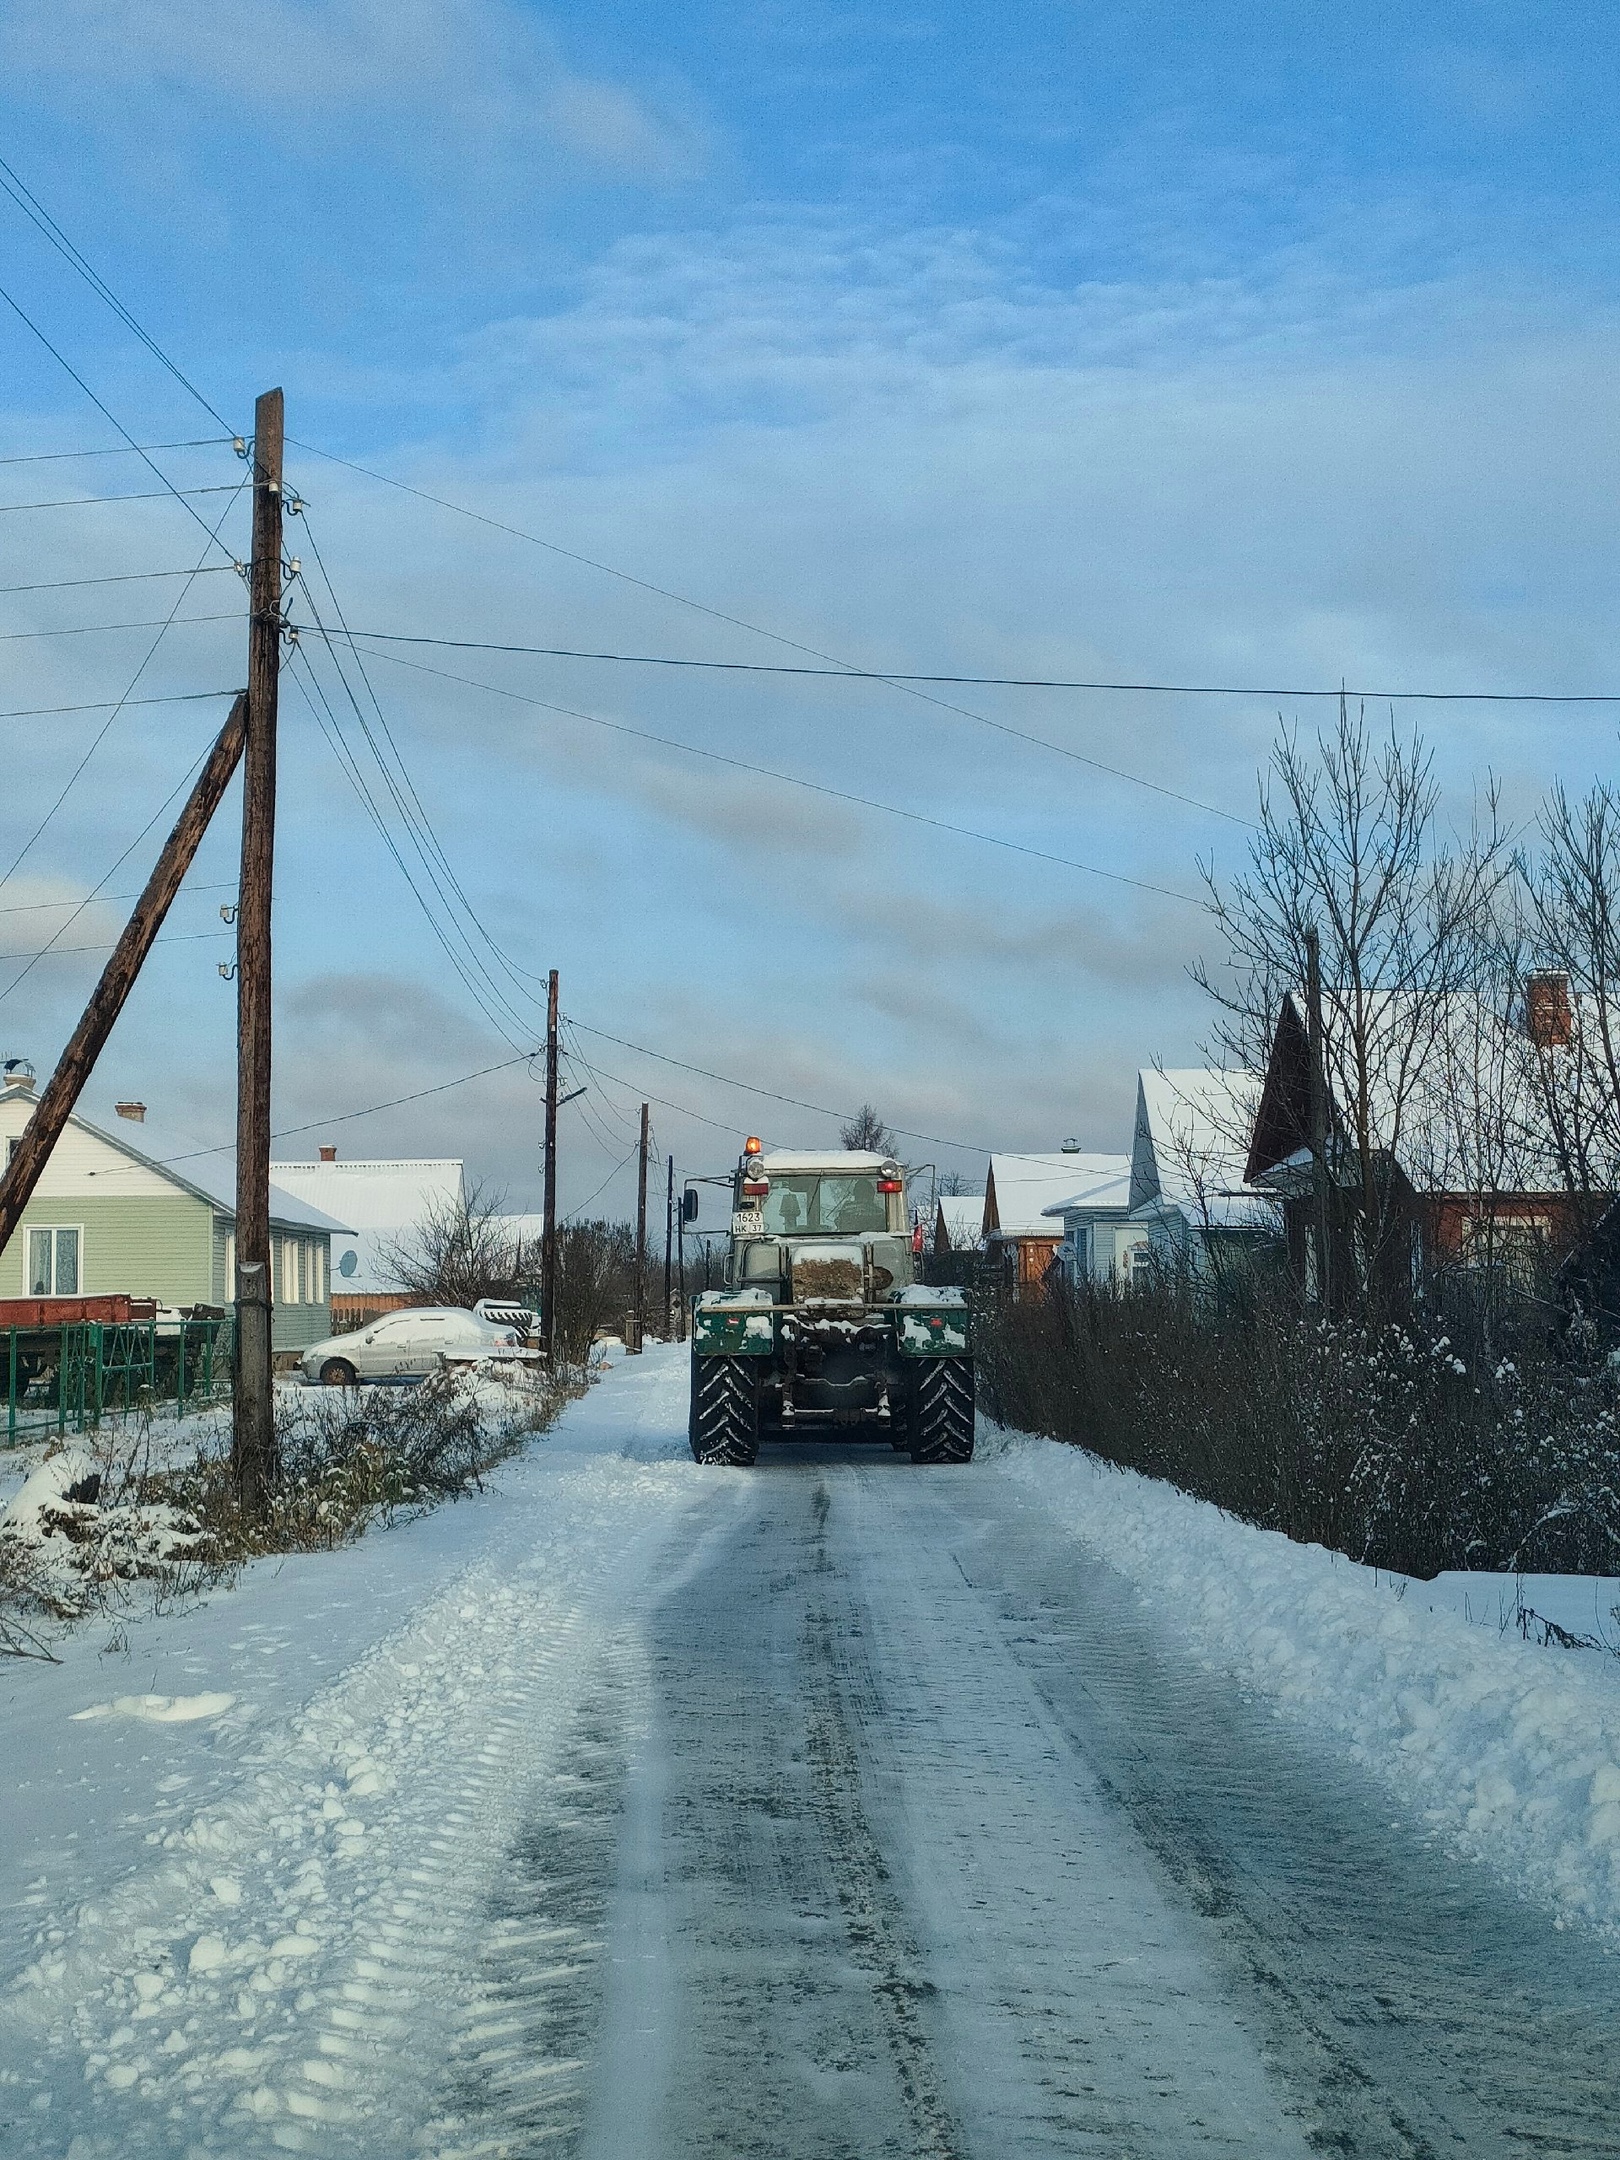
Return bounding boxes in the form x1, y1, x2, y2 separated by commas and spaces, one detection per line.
338, 1249, 358, 1278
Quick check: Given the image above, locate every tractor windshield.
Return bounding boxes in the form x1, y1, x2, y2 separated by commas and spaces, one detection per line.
761, 1174, 887, 1237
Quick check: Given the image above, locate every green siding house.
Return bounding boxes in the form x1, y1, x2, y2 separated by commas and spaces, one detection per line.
0, 1074, 349, 1352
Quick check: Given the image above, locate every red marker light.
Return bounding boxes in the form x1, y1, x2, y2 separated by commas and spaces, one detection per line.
877, 1178, 903, 1193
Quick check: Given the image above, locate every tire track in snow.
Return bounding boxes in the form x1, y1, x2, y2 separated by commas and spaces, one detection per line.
0, 1444, 710, 2156
799, 1483, 967, 2160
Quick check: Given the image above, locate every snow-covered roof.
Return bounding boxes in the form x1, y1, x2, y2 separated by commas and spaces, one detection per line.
0, 1086, 349, 1235
1039, 1156, 1134, 1220
1248, 988, 1589, 1198
1130, 1070, 1272, 1232
987, 1154, 1123, 1240
759, 1151, 894, 1173
933, 1194, 986, 1250
269, 1158, 465, 1294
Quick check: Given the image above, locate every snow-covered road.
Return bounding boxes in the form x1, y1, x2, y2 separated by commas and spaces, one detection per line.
4, 1346, 1620, 2157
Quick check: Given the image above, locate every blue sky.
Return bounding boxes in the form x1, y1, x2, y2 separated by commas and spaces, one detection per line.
3, 1, 1619, 1221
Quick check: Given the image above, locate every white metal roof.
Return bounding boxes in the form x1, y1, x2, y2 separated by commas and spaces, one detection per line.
0, 1087, 349, 1234
1130, 1069, 1272, 1231
1038, 1156, 1134, 1219
270, 1158, 465, 1295
988, 1153, 1123, 1239
934, 1194, 987, 1249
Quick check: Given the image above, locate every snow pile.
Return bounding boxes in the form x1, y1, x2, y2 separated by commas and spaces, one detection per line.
0, 1443, 207, 1621
1, 1433, 702, 2152
996, 1432, 1620, 1941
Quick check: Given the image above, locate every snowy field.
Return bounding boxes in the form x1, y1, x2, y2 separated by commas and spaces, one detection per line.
2, 1348, 1618, 2156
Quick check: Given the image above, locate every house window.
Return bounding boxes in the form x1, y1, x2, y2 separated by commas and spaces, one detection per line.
1460, 1212, 1549, 1285
27, 1226, 81, 1296
309, 1242, 326, 1304
225, 1233, 236, 1301
5, 1137, 18, 1168
281, 1238, 300, 1305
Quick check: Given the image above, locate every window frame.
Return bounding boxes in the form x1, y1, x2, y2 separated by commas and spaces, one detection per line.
24, 1223, 83, 1297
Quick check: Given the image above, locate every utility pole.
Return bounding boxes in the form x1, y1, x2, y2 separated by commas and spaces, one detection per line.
663, 1154, 674, 1339
233, 387, 283, 1517
676, 1181, 687, 1342
631, 1101, 650, 1353
541, 968, 559, 1368
1304, 922, 1330, 1312
0, 697, 247, 1254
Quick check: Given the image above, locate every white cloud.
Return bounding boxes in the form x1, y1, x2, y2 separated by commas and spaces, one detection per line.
0, 0, 704, 178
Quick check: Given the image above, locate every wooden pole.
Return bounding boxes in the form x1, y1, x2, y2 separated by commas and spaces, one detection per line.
233, 387, 283, 1516
663, 1152, 674, 1340
631, 1101, 650, 1353
0, 696, 247, 1256
541, 968, 559, 1367
1304, 922, 1331, 1311
676, 1178, 686, 1342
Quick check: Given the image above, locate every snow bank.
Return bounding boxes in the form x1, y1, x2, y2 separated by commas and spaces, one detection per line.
994, 1431, 1620, 1943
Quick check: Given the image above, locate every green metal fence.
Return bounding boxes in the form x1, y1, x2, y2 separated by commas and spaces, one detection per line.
5, 1317, 234, 1444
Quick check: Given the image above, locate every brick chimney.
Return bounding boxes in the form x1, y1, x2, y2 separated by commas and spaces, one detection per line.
319, 1145, 337, 1163
1526, 971, 1573, 1050
115, 1100, 147, 1123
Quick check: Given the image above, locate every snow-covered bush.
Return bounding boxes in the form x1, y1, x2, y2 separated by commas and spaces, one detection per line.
978, 1278, 1620, 1577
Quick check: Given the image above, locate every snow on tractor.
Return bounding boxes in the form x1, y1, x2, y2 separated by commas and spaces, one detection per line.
688, 1140, 974, 1467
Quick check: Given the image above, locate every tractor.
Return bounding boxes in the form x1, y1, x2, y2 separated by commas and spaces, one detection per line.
687, 1140, 974, 1467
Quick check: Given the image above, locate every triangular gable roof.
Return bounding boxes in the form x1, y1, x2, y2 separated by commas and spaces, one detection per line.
1245, 993, 1314, 1184
1243, 990, 1582, 1198
1132, 1068, 1270, 1230
0, 1085, 350, 1234
986, 1154, 1123, 1239
933, 1195, 986, 1251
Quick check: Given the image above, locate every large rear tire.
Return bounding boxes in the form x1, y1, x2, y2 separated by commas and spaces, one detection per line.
908, 1357, 975, 1464
689, 1354, 760, 1465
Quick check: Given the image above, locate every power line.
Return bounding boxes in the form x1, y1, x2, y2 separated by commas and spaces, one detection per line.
290, 602, 545, 1050
563, 1143, 639, 1224
155, 1052, 542, 1165
0, 154, 234, 432
284, 442, 1261, 824
0, 613, 241, 641
336, 625, 1255, 829
0, 717, 236, 1006
324, 626, 1620, 708
0, 688, 238, 726
0, 438, 231, 465
0, 482, 247, 901
0, 880, 235, 919
1, 927, 229, 962
287, 644, 540, 1054
292, 519, 558, 1034
0, 484, 243, 512
564, 1015, 1075, 1166
0, 566, 239, 595
0, 277, 241, 564
345, 639, 1200, 905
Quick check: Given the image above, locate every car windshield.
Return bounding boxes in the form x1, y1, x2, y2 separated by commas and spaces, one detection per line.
760, 1174, 887, 1236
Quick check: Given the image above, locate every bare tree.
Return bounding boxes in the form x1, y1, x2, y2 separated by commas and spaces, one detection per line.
1518, 781, 1620, 1195
552, 1219, 636, 1363
380, 1181, 530, 1310
840, 1103, 897, 1153
1197, 700, 1512, 1297
938, 1168, 973, 1196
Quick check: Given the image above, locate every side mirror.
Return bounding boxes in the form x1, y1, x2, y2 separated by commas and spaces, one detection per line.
682, 1188, 700, 1223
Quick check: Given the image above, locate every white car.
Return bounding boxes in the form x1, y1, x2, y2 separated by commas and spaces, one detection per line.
300, 1307, 534, 1387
